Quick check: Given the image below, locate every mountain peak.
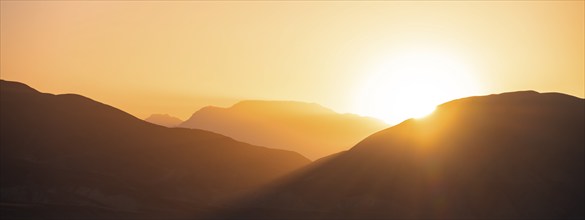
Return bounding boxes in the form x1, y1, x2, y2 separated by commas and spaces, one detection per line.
436, 90, 582, 111
0, 80, 40, 94
144, 114, 183, 127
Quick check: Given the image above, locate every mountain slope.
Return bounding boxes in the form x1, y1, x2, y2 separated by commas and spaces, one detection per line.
0, 80, 310, 219
179, 100, 387, 160
144, 114, 183, 127
217, 91, 585, 219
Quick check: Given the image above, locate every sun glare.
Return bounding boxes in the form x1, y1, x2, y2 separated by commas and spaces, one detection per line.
353, 49, 482, 125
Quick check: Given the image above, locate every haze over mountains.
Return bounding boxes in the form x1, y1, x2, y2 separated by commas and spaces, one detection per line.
1, 79, 583, 220
179, 101, 387, 160
0, 80, 309, 219
144, 114, 184, 127
217, 91, 585, 219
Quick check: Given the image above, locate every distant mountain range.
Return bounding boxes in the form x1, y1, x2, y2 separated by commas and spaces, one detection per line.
178, 100, 387, 160
216, 91, 585, 219
3, 79, 583, 220
0, 80, 310, 219
144, 114, 183, 127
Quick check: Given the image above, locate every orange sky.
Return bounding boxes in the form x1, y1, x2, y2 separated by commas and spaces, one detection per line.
1, 1, 583, 124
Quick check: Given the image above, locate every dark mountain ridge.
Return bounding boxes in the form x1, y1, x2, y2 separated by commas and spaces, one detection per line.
0, 80, 310, 219
216, 91, 585, 219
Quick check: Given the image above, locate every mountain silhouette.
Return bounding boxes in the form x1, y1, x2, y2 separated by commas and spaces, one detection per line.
0, 80, 310, 219
144, 114, 183, 127
216, 91, 585, 219
179, 100, 387, 160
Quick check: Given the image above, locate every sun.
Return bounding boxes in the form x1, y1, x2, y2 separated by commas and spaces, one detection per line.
353, 49, 482, 125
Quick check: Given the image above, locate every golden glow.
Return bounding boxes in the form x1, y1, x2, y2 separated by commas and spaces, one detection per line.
353, 49, 481, 124
0, 1, 583, 122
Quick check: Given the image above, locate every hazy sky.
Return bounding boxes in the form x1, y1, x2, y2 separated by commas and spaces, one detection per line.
1, 1, 583, 124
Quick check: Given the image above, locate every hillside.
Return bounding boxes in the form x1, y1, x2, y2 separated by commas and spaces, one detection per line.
217, 91, 585, 219
0, 80, 310, 219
